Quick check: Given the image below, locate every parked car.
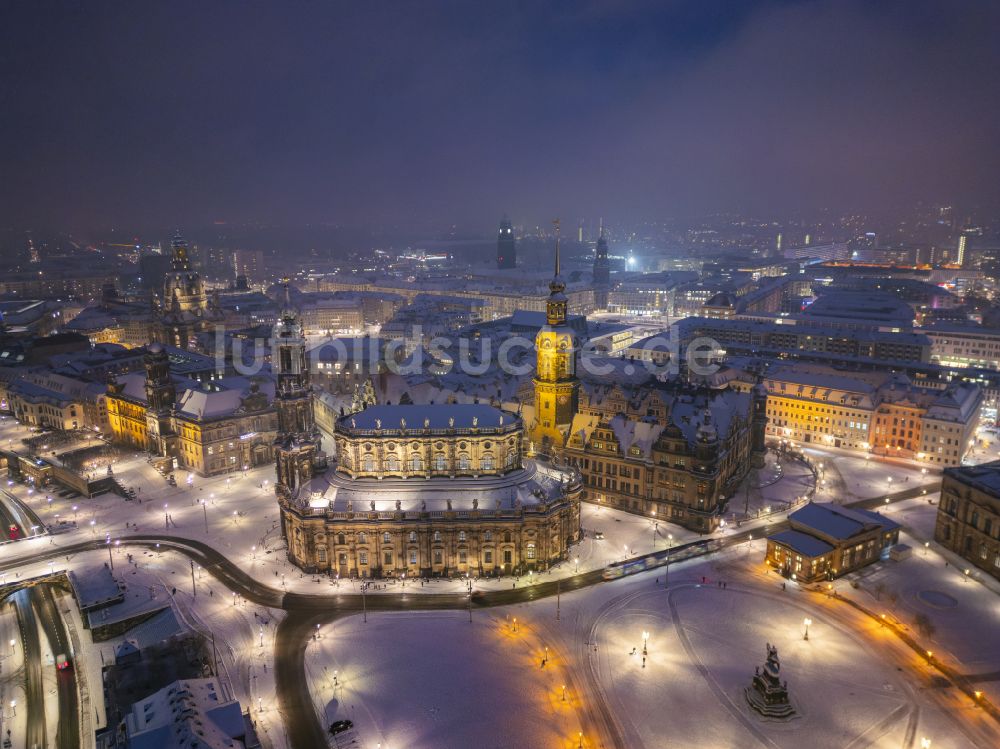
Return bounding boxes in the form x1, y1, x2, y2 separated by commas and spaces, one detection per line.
329, 720, 353, 735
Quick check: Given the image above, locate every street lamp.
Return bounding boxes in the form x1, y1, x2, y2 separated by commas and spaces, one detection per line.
574, 557, 579, 573
642, 630, 649, 656
803, 617, 811, 640
9, 699, 15, 716
920, 739, 931, 749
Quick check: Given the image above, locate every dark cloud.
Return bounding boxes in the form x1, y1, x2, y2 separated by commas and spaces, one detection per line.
0, 0, 996, 232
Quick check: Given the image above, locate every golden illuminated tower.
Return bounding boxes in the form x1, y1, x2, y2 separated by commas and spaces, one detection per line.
532, 219, 579, 449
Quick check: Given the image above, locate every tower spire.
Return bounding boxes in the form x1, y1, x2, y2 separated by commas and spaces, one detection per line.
553, 218, 561, 278
546, 218, 567, 326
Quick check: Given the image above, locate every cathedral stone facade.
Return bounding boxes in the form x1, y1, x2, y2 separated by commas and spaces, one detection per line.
279, 403, 582, 576
276, 276, 582, 576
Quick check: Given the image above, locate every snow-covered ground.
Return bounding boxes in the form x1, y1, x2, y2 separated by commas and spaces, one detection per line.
301, 543, 997, 748
3, 417, 998, 748
0, 602, 26, 744
798, 446, 935, 503
306, 611, 583, 749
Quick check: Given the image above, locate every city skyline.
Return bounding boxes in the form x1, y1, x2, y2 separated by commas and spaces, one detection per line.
3, 1, 1000, 232
2, 4, 1000, 749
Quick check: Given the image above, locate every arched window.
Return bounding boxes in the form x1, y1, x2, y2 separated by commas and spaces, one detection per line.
386, 455, 399, 472
458, 454, 470, 471
505, 450, 516, 468
481, 454, 494, 470
362, 454, 375, 472
410, 454, 422, 471
458, 531, 466, 542
526, 543, 536, 560
408, 531, 417, 543
484, 530, 492, 542
434, 454, 446, 471
337, 533, 346, 545
383, 532, 391, 544
433, 531, 442, 542
503, 531, 512, 543
357, 532, 367, 545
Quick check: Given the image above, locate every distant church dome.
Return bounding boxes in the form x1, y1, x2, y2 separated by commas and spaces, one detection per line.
705, 292, 737, 309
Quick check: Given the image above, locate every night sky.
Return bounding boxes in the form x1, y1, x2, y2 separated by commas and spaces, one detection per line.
2, 0, 998, 231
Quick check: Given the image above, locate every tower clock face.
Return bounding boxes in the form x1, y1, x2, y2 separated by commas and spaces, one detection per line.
557, 394, 569, 405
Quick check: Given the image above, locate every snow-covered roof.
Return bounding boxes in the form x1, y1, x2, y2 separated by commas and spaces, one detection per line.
120, 607, 190, 652
68, 565, 123, 612
340, 403, 517, 432
176, 389, 244, 419
769, 529, 835, 558
789, 502, 899, 541
314, 459, 570, 512
943, 460, 1000, 496
125, 678, 247, 749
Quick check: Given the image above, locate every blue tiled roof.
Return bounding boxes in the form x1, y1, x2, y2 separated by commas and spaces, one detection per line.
790, 502, 899, 540
342, 403, 515, 431
770, 529, 835, 558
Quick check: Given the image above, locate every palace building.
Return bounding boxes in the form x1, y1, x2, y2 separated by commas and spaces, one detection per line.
563, 384, 766, 533
105, 343, 279, 476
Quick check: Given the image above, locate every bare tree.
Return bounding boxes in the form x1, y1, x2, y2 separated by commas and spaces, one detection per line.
914, 612, 936, 640
886, 589, 900, 610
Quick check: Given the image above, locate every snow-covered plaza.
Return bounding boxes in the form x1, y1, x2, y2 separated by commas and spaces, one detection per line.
2, 413, 999, 749
297, 534, 1000, 749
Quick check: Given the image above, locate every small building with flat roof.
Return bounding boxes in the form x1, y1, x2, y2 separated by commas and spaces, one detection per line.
766, 502, 900, 582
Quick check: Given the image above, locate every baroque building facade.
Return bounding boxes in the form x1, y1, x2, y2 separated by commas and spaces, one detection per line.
935, 461, 1000, 581
105, 343, 278, 476
278, 403, 582, 576
562, 384, 766, 532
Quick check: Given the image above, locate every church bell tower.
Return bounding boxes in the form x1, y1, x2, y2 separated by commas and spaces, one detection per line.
532, 219, 579, 449
272, 279, 321, 498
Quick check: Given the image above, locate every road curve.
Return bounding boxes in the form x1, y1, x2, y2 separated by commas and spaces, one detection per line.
2, 528, 773, 748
